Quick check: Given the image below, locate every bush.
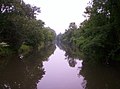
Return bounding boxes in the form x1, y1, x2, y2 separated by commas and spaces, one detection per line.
19, 44, 31, 55
0, 46, 13, 57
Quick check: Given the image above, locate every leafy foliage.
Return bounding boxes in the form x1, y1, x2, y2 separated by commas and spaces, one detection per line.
60, 0, 120, 63
0, 0, 56, 54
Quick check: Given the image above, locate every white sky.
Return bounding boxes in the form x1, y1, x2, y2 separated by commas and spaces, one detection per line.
23, 0, 89, 34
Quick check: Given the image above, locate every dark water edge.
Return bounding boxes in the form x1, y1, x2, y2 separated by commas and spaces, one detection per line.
0, 43, 120, 89
0, 44, 56, 89
80, 59, 120, 89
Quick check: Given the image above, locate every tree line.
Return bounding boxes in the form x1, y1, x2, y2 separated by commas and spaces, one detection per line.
0, 0, 56, 56
59, 0, 120, 63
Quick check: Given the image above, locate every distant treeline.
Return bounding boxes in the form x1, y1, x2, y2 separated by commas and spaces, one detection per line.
58, 0, 120, 63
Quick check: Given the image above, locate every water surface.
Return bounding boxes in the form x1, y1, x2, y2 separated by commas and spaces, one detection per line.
1, 44, 120, 89
37, 46, 84, 89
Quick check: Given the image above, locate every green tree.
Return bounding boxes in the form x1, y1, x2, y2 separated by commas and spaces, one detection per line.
0, 0, 56, 54
60, 0, 120, 63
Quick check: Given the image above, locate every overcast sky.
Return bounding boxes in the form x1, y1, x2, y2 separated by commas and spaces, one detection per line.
23, 0, 89, 34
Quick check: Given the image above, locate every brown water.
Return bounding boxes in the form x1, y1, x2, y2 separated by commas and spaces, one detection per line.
0, 45, 120, 89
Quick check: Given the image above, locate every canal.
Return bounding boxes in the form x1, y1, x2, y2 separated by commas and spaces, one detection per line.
0, 44, 120, 89
37, 46, 85, 89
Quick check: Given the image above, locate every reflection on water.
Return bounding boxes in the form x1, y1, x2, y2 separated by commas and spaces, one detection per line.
57, 42, 120, 89
0, 44, 56, 89
0, 56, 45, 89
37, 46, 84, 89
1, 42, 120, 89
80, 61, 120, 89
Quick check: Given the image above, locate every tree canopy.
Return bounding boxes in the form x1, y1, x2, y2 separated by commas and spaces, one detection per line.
60, 0, 120, 63
0, 0, 56, 55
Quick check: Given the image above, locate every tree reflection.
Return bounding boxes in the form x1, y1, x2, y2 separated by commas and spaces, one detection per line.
57, 42, 82, 67
68, 58, 77, 67
80, 61, 120, 89
57, 41, 120, 89
0, 44, 56, 89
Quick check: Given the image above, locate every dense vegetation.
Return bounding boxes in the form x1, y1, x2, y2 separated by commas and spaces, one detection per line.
0, 0, 56, 56
59, 0, 120, 63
